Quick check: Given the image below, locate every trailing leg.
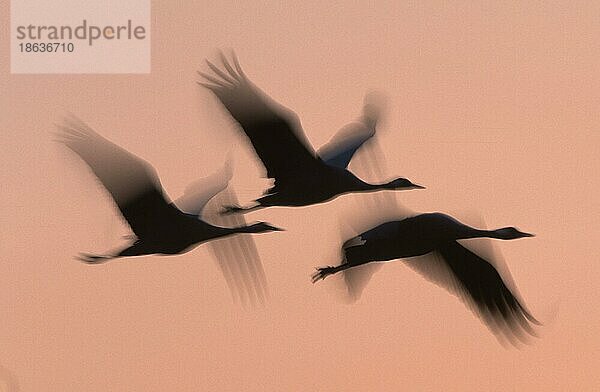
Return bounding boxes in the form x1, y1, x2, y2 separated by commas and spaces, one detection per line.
76, 241, 153, 264
77, 253, 115, 264
311, 263, 350, 283
312, 246, 376, 283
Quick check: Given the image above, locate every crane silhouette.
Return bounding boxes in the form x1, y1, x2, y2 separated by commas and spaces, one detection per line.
198, 53, 423, 215
57, 116, 281, 264
312, 212, 539, 343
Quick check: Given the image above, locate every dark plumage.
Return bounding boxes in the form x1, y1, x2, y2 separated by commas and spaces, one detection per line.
312, 212, 539, 344
198, 53, 423, 214
57, 116, 281, 263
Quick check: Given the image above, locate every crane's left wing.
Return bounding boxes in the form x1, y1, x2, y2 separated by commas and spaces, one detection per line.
338, 136, 406, 300
174, 160, 233, 218
317, 120, 376, 169
406, 241, 540, 346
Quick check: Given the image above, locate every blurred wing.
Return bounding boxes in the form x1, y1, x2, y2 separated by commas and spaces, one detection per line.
340, 233, 381, 302
202, 185, 269, 305
57, 116, 177, 239
317, 121, 376, 169
405, 241, 539, 345
199, 53, 322, 183
339, 221, 402, 301
174, 160, 233, 217
340, 136, 407, 300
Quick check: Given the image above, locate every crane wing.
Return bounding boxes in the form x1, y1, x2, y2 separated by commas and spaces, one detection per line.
174, 160, 233, 218
339, 136, 407, 300
199, 52, 323, 184
57, 116, 180, 240
317, 120, 376, 169
405, 241, 540, 345
202, 185, 269, 305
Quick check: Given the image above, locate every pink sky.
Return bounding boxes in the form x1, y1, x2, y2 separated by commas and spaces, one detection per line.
1, 1, 599, 390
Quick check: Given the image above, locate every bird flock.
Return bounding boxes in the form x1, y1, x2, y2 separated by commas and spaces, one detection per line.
58, 52, 539, 346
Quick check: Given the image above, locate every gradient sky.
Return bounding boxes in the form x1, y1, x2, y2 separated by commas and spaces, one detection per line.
1, 1, 599, 391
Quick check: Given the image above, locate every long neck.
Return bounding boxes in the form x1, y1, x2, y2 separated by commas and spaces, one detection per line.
459, 227, 510, 240
352, 179, 396, 192
486, 227, 518, 240
196, 223, 263, 242
228, 223, 267, 234
233, 224, 257, 234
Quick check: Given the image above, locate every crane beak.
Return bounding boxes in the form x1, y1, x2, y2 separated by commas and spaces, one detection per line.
412, 183, 426, 189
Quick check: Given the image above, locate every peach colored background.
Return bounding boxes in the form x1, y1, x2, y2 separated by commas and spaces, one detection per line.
1, 1, 599, 391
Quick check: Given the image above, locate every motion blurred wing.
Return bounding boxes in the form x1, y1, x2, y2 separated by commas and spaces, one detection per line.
174, 160, 233, 218
57, 115, 177, 240
317, 120, 376, 169
199, 53, 322, 184
340, 136, 407, 300
405, 241, 540, 346
201, 184, 270, 305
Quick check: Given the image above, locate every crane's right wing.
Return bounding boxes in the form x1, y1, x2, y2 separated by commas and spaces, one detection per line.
201, 184, 269, 305
199, 52, 323, 185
